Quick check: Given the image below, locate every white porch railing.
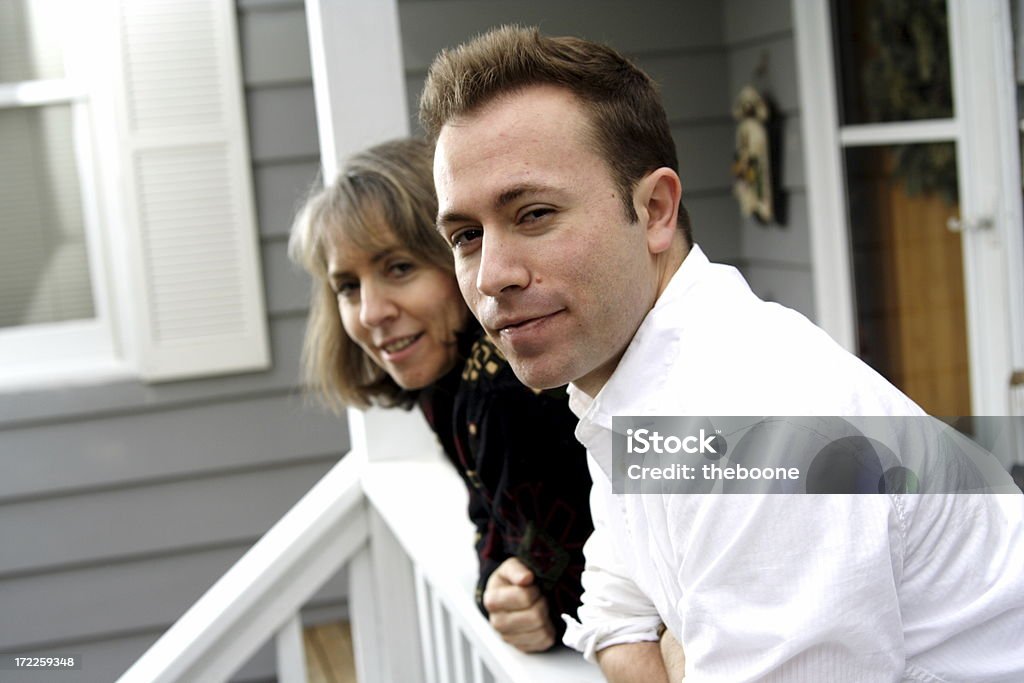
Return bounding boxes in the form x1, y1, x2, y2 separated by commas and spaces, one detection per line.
116, 409, 603, 683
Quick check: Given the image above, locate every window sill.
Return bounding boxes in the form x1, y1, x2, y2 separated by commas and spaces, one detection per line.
0, 357, 136, 395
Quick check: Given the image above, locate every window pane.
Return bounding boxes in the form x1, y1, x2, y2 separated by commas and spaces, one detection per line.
0, 0, 67, 82
846, 143, 968, 416
0, 104, 94, 328
833, 0, 953, 125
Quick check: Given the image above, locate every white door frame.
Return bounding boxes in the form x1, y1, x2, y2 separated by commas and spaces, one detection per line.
793, 0, 1024, 416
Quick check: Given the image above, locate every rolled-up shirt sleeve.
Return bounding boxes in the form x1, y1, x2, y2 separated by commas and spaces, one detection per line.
562, 464, 662, 660
562, 529, 663, 660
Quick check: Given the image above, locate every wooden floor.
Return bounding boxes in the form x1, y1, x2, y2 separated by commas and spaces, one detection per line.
304, 621, 357, 683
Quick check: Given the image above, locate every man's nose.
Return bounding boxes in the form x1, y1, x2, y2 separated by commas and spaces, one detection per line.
359, 282, 398, 328
476, 232, 529, 296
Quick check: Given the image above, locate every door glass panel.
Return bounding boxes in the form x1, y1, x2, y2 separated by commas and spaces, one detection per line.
846, 143, 968, 416
832, 0, 953, 125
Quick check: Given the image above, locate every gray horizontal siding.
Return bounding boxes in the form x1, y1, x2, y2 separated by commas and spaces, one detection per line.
0, 3, 345, 681
254, 160, 321, 239
246, 85, 320, 162
644, 51, 732, 123
687, 194, 743, 264
238, 5, 312, 86
673, 121, 735, 193
724, 0, 793, 47
0, 393, 342, 502
0, 458, 336, 576
780, 114, 805, 190
739, 191, 811, 266
398, 0, 724, 72
0, 542, 347, 661
0, 632, 171, 683
264, 240, 314, 315
741, 262, 815, 319
727, 32, 800, 115
0, 602, 348, 683
723, 0, 813, 318
238, 0, 303, 10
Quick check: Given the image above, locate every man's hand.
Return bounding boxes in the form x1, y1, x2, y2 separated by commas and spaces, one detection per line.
483, 558, 556, 652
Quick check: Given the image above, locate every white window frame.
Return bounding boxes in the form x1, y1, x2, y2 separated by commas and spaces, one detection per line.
0, 19, 128, 389
0, 0, 271, 392
793, 0, 1024, 416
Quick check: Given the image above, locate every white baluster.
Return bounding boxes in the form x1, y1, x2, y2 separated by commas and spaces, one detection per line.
470, 650, 486, 683
415, 567, 438, 683
274, 614, 307, 683
451, 622, 469, 683
431, 590, 453, 683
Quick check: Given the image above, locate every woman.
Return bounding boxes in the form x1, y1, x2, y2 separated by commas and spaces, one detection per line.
288, 138, 593, 652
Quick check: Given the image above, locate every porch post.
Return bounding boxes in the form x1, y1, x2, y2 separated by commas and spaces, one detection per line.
305, 1, 430, 681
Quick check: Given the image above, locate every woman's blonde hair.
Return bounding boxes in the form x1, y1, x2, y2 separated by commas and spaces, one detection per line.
288, 138, 454, 412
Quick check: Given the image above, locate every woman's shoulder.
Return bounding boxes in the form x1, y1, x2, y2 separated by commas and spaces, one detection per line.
458, 332, 571, 410
460, 332, 508, 386
461, 333, 548, 395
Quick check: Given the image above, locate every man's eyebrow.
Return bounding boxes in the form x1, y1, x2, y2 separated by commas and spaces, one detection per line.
495, 183, 556, 209
435, 210, 474, 233
436, 183, 561, 231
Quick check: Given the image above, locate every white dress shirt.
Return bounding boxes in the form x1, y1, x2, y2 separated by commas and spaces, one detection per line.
562, 246, 1024, 682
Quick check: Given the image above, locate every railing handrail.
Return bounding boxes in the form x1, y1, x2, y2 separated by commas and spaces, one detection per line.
116, 450, 369, 683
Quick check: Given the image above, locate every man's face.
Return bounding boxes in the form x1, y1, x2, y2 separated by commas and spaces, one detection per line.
434, 85, 657, 394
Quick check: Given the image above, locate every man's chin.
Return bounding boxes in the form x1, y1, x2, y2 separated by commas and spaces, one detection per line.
505, 356, 572, 391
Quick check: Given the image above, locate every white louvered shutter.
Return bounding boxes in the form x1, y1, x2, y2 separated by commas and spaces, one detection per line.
106, 0, 269, 381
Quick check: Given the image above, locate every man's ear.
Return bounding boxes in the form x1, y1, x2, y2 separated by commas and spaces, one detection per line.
635, 168, 682, 255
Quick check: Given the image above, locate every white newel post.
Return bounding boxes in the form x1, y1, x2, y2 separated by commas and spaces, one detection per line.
305, 2, 434, 680
346, 411, 438, 683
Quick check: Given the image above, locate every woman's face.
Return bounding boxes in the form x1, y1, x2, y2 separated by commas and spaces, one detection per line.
325, 229, 469, 390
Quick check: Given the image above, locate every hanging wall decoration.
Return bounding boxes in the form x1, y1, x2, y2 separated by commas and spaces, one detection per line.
731, 84, 776, 224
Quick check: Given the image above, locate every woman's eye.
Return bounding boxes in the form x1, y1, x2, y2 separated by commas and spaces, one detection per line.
335, 281, 358, 299
451, 227, 482, 249
388, 261, 414, 277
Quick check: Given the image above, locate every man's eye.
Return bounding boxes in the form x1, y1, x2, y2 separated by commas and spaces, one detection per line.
451, 227, 483, 249
520, 207, 553, 223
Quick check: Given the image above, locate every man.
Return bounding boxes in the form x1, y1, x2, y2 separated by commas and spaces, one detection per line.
421, 26, 1024, 682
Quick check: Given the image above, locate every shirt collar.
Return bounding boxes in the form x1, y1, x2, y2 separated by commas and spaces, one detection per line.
567, 382, 593, 420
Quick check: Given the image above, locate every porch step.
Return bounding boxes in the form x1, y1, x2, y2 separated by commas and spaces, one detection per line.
303, 621, 357, 683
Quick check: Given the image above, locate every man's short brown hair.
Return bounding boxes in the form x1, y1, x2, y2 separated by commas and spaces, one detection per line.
419, 25, 691, 243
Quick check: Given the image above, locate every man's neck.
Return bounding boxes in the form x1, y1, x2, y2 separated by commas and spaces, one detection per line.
654, 237, 689, 301
571, 238, 691, 399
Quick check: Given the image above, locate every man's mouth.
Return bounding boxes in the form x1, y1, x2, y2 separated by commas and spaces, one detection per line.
491, 309, 564, 334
